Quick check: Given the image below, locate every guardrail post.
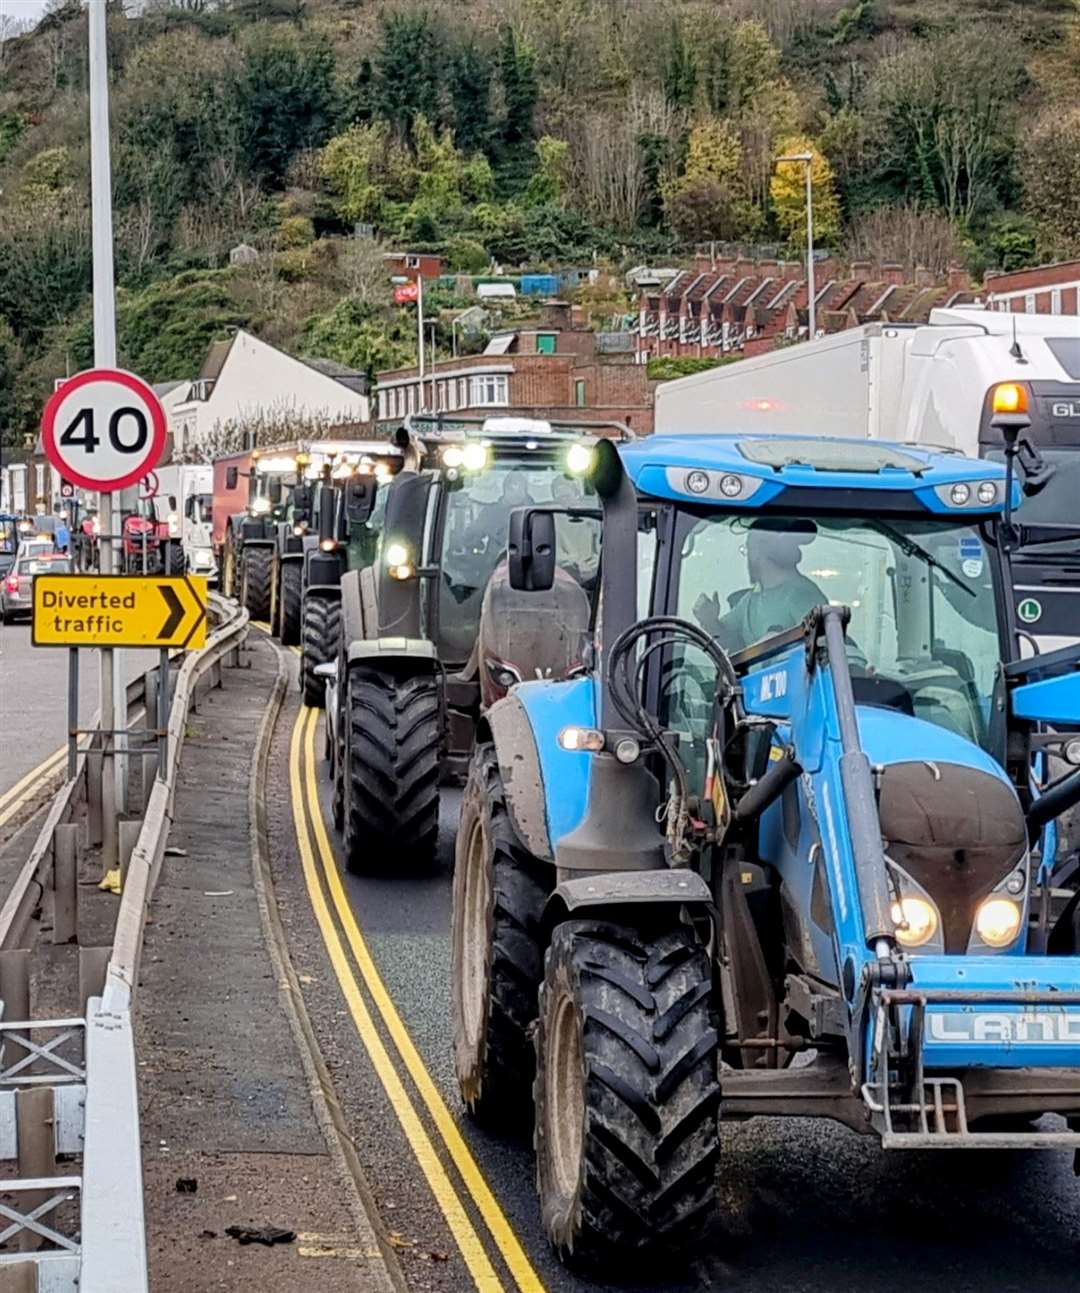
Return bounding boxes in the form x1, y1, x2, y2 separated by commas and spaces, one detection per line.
52, 824, 79, 946
118, 819, 140, 889
15, 1088, 54, 1251
86, 749, 103, 848
79, 949, 110, 1018
143, 669, 159, 805
0, 952, 30, 1071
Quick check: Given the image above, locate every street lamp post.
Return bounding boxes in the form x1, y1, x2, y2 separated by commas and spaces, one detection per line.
778, 151, 816, 341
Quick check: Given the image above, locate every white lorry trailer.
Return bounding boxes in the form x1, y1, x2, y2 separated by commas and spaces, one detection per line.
153, 463, 216, 580
655, 308, 1080, 647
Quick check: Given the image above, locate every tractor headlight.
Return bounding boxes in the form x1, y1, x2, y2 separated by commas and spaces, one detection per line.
558, 726, 605, 753
566, 443, 594, 475
251, 496, 271, 515
462, 442, 489, 472
891, 896, 939, 948
167, 511, 180, 536
319, 538, 338, 552
949, 482, 971, 505
384, 542, 410, 567
977, 481, 998, 505
442, 446, 464, 468
486, 658, 522, 691
974, 897, 1022, 948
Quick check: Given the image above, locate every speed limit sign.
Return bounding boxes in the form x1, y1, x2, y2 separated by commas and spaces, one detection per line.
41, 368, 167, 493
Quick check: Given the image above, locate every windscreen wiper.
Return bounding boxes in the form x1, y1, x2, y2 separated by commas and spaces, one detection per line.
868, 519, 975, 598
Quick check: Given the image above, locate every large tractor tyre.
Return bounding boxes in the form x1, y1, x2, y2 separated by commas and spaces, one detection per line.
242, 547, 273, 623
301, 595, 341, 709
343, 666, 440, 872
452, 742, 548, 1130
280, 562, 303, 647
164, 541, 184, 575
221, 532, 237, 600
534, 920, 720, 1267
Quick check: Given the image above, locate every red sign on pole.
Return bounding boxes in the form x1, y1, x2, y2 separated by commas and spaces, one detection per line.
41, 368, 167, 493
394, 281, 420, 305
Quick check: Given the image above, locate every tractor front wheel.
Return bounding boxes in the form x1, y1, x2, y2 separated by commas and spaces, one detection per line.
280, 561, 303, 647
343, 666, 440, 872
242, 547, 272, 623
534, 920, 719, 1266
301, 594, 340, 709
452, 742, 548, 1129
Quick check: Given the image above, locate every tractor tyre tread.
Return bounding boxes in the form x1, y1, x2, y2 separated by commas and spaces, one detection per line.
301, 595, 341, 709
243, 547, 272, 622
344, 666, 439, 871
453, 742, 548, 1130
535, 919, 719, 1265
280, 562, 302, 647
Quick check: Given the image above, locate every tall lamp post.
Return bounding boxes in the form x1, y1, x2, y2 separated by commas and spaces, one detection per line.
777, 151, 816, 341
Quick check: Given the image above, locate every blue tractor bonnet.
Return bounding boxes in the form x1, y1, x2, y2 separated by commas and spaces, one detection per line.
620, 432, 1016, 515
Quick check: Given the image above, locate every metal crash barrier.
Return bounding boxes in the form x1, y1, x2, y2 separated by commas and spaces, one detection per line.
0, 594, 248, 1291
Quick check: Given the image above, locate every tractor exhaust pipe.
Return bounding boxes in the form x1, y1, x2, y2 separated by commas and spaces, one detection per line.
1028, 766, 1080, 837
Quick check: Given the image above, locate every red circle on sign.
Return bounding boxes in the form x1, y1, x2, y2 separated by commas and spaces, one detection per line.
41, 368, 168, 492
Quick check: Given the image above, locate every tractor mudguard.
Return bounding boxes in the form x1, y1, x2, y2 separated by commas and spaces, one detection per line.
543, 871, 713, 936
346, 637, 438, 668
485, 678, 601, 866
1012, 671, 1080, 726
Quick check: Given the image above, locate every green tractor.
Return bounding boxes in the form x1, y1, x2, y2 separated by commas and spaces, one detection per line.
296, 442, 407, 707
324, 413, 626, 873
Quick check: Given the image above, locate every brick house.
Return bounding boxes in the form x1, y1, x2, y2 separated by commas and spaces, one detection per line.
636, 257, 976, 362
385, 251, 446, 281
984, 261, 1080, 316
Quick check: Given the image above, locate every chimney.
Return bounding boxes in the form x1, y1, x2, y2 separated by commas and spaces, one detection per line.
757, 259, 780, 277
540, 299, 572, 331
715, 258, 737, 275
914, 265, 934, 288
735, 258, 755, 277
779, 260, 802, 282
947, 261, 971, 292
850, 260, 873, 280
881, 262, 904, 286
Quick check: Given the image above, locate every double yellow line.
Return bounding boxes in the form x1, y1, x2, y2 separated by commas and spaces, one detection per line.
289, 705, 546, 1293
0, 746, 66, 832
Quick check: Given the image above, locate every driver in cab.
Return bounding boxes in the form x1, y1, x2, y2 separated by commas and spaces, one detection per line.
693, 519, 825, 653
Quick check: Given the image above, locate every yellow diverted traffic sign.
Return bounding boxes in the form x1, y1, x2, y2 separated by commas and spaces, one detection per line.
32, 574, 209, 649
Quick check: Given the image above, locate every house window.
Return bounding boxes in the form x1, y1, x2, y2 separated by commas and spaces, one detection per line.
378, 391, 387, 420
1025, 292, 1036, 313
537, 333, 557, 355
575, 379, 586, 407
469, 374, 509, 407
1052, 289, 1063, 315
408, 384, 417, 414
458, 378, 468, 407
405, 255, 421, 269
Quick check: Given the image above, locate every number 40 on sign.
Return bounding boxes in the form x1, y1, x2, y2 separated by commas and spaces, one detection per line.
41, 368, 167, 493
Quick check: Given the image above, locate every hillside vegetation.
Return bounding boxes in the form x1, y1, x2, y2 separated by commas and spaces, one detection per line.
0, 0, 1077, 444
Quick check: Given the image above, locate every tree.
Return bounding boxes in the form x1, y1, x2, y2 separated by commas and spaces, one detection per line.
844, 203, 963, 274
524, 136, 570, 207
663, 18, 696, 109
1021, 108, 1080, 259
319, 122, 413, 226
303, 298, 414, 381
237, 25, 338, 184
867, 33, 1025, 225
663, 117, 751, 242
448, 39, 493, 155
374, 10, 444, 138
771, 137, 841, 246
497, 25, 538, 148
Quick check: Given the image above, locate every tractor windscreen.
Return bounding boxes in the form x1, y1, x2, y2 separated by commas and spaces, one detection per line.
438, 460, 599, 665
675, 512, 1001, 750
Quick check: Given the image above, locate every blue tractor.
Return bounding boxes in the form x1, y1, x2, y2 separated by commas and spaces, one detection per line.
450, 428, 1080, 1265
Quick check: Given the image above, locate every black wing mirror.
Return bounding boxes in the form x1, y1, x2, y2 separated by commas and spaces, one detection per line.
508, 507, 556, 592
345, 475, 376, 524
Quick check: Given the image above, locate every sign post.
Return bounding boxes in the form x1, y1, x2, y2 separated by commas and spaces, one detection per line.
41, 368, 167, 871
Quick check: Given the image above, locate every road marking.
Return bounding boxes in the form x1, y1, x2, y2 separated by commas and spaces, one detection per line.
0, 747, 67, 827
300, 709, 546, 1293
289, 708, 506, 1293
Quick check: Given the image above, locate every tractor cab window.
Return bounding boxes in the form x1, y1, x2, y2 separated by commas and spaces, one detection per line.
186, 494, 213, 525
667, 512, 1001, 777
437, 459, 599, 666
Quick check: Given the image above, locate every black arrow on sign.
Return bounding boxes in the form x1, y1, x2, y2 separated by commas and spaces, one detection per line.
158, 584, 185, 640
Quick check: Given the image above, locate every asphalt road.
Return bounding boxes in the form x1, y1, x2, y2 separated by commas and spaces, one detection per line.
265, 652, 1080, 1293
0, 618, 159, 797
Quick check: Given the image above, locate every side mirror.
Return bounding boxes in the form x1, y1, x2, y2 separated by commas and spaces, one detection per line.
226, 466, 238, 490
345, 475, 376, 525
508, 507, 556, 592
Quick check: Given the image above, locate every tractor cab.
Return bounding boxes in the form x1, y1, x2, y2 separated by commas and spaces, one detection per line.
453, 429, 1080, 1265
325, 412, 627, 874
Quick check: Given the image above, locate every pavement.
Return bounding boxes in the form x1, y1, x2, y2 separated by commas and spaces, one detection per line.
136, 633, 399, 1292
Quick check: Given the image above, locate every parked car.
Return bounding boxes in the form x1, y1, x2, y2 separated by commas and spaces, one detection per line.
1, 550, 72, 624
